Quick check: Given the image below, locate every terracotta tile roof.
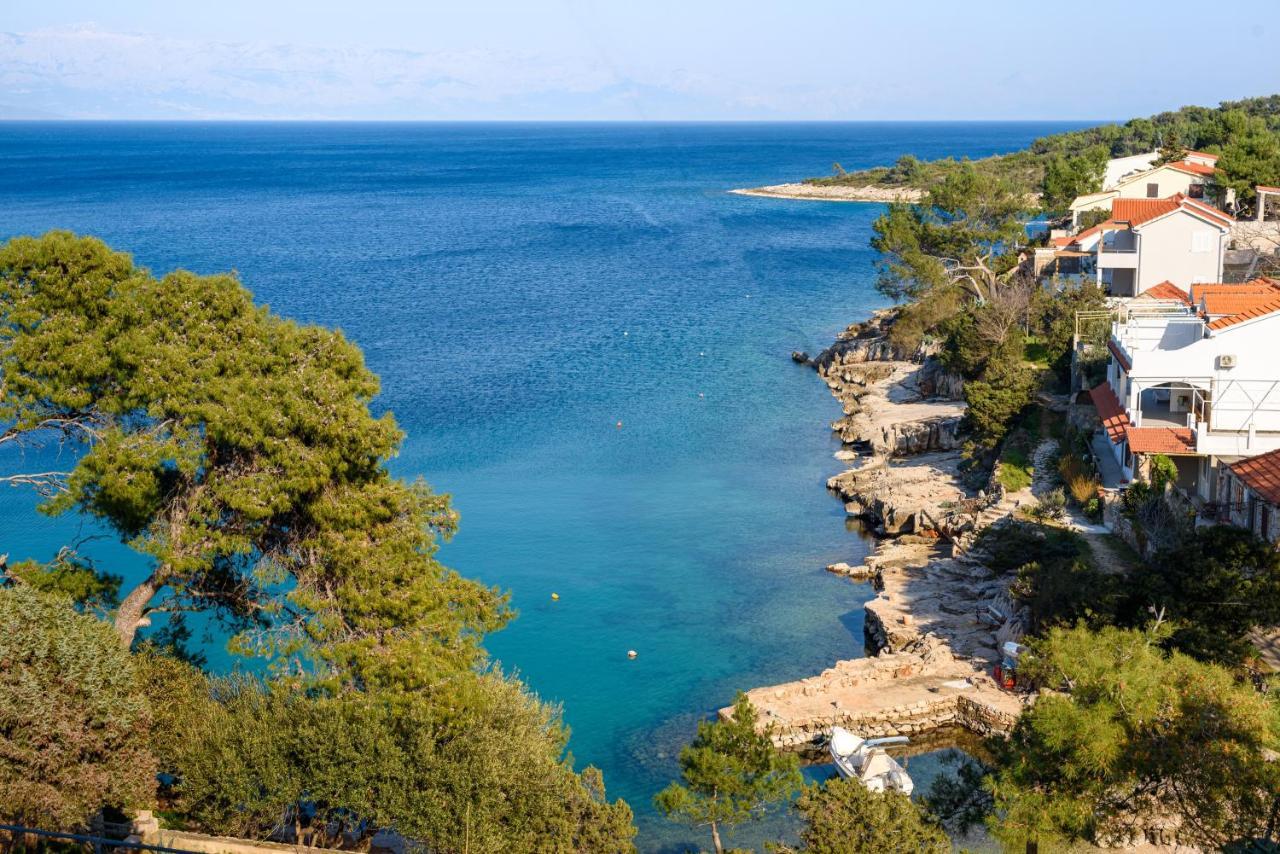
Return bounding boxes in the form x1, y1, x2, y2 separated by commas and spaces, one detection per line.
1192, 279, 1280, 299
1112, 194, 1233, 229
1125, 426, 1196, 455
1181, 196, 1234, 226
1106, 339, 1132, 372
1184, 150, 1219, 161
1112, 196, 1183, 225
1090, 382, 1130, 442
1257, 185, 1280, 194
1140, 281, 1192, 304
1166, 160, 1216, 177
1207, 294, 1280, 330
1051, 235, 1075, 247
1230, 448, 1280, 506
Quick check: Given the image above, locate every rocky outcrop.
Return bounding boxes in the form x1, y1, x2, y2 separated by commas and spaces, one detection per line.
828, 453, 970, 536
730, 634, 1024, 751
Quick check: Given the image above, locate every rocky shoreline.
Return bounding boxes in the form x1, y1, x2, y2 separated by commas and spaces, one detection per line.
726, 310, 1033, 750
729, 183, 924, 203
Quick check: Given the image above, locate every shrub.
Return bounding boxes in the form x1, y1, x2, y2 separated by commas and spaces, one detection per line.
973, 519, 1087, 575
1031, 487, 1067, 520
0, 585, 156, 830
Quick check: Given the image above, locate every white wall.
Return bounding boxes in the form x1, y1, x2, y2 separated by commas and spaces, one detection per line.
1125, 314, 1280, 442
1115, 166, 1205, 200
1134, 211, 1225, 292
1104, 152, 1158, 189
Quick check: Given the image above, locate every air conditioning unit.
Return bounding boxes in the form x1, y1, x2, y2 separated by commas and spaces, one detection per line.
1218, 354, 1237, 369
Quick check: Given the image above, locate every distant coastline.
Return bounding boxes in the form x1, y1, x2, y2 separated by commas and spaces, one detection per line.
729, 183, 924, 203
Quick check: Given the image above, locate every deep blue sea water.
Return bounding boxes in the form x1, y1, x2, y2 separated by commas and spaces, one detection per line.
0, 121, 1085, 851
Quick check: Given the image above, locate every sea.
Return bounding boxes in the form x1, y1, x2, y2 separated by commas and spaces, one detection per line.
0, 121, 1088, 851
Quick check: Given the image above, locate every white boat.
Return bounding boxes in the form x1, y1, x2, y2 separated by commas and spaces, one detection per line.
828, 727, 914, 795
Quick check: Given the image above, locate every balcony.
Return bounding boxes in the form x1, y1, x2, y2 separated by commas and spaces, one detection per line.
1098, 247, 1139, 268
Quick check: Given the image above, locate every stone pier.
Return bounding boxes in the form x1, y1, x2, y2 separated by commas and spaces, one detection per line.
724, 635, 1025, 751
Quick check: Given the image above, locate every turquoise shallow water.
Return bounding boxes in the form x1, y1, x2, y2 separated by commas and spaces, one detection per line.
0, 121, 1084, 850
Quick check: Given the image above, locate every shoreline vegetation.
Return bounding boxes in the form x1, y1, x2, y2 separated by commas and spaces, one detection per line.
736, 94, 1280, 209
717, 91, 1280, 850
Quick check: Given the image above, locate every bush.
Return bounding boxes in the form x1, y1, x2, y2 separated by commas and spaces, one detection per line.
1031, 487, 1067, 520
1011, 555, 1119, 632
0, 586, 156, 830
789, 777, 949, 853
1057, 454, 1101, 504
974, 519, 1086, 575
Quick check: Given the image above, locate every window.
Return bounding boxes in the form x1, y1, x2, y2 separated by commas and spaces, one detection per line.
1147, 183, 1159, 198
1191, 231, 1214, 253
1188, 183, 1205, 199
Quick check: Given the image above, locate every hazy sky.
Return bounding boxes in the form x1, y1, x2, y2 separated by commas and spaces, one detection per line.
3, 0, 1278, 120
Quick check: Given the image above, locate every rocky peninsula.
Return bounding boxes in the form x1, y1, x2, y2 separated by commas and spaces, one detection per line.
729, 183, 923, 203
726, 311, 1032, 749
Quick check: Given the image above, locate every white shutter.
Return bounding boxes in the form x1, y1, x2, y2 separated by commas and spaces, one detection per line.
1191, 231, 1213, 253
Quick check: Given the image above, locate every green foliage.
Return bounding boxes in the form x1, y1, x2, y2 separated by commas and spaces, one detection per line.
1126, 525, 1280, 665
871, 163, 1029, 304
1042, 146, 1108, 211
655, 694, 801, 854
146, 665, 635, 852
808, 95, 1280, 199
1030, 486, 1066, 521
990, 623, 1280, 851
0, 232, 510, 691
1, 232, 637, 848
3, 551, 121, 612
1217, 110, 1280, 211
921, 752, 994, 838
964, 338, 1036, 450
977, 519, 1118, 631
787, 777, 948, 853
0, 586, 156, 830
995, 445, 1033, 492
1147, 453, 1178, 492
1030, 281, 1108, 386
1075, 207, 1113, 230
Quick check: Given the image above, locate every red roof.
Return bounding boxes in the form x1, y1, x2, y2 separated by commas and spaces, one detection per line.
1141, 281, 1192, 304
1111, 194, 1232, 229
1192, 279, 1280, 299
1125, 426, 1196, 455
1106, 339, 1132, 372
1166, 160, 1216, 177
1184, 150, 1219, 161
1230, 448, 1280, 506
1089, 383, 1130, 443
1207, 294, 1280, 330
1257, 185, 1280, 194
1112, 196, 1182, 226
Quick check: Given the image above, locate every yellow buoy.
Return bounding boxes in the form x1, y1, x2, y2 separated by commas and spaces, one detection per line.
551, 592, 559, 601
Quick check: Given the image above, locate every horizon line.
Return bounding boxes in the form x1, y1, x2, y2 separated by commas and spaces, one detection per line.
0, 117, 1114, 125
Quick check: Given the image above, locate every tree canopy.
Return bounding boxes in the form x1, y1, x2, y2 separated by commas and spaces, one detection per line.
1125, 524, 1280, 665
1, 232, 636, 849
989, 623, 1280, 851
0, 585, 156, 831
0, 232, 508, 690
785, 777, 948, 854
871, 163, 1030, 305
654, 693, 802, 854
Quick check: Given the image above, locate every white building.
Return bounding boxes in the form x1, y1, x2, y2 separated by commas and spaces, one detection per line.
1069, 153, 1218, 227
1095, 195, 1233, 296
1093, 278, 1280, 500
